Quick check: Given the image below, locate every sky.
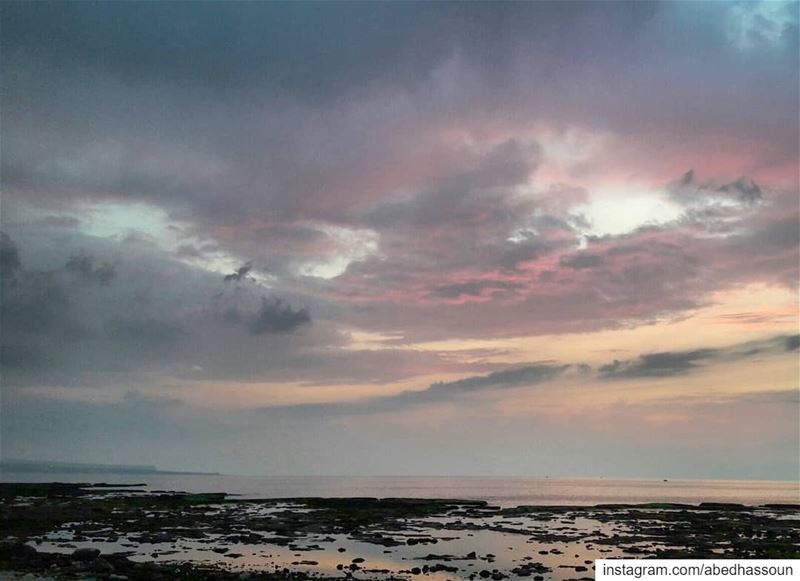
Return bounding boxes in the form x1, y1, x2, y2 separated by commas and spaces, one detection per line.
1, 1, 798, 479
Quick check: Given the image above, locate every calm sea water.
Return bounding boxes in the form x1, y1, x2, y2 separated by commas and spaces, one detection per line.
1, 473, 797, 507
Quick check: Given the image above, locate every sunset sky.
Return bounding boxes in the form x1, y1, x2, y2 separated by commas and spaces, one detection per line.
1, 1, 798, 479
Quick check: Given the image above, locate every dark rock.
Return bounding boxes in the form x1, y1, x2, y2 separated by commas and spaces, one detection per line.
94, 557, 115, 573
430, 563, 459, 573
72, 547, 101, 561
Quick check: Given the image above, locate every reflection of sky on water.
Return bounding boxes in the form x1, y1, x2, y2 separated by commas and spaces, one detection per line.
30, 504, 687, 580
28, 499, 800, 580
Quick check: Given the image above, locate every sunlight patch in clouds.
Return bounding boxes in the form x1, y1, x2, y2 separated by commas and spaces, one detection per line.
579, 187, 683, 237
298, 224, 379, 279
78, 201, 274, 285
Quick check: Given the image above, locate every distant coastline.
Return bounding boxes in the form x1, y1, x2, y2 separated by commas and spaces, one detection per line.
0, 459, 219, 476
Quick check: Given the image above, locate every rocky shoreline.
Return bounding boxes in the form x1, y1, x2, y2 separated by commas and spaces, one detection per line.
2, 483, 798, 581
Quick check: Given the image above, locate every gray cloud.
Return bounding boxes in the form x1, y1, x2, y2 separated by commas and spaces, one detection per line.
599, 349, 719, 379
259, 363, 570, 417
669, 170, 764, 207
258, 329, 800, 416
559, 253, 603, 270
421, 364, 568, 399
273, 333, 800, 415
262, 333, 799, 417
5, 2, 793, 234
600, 334, 800, 380
1, 268, 78, 339
733, 389, 800, 405
248, 296, 311, 335
0, 233, 339, 387
0, 2, 659, 103
1, 230, 508, 390
0, 1, 797, 478
224, 262, 253, 282
719, 177, 763, 204
105, 317, 185, 346
428, 280, 524, 299
0, 232, 21, 276
748, 216, 800, 250
65, 255, 116, 285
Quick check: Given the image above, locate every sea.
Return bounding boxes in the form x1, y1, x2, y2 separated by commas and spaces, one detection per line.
1, 473, 798, 507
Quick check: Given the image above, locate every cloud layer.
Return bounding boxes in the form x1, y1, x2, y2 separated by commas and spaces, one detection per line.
1, 1, 797, 477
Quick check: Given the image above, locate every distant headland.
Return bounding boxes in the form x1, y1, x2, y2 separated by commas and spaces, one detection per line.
0, 459, 219, 476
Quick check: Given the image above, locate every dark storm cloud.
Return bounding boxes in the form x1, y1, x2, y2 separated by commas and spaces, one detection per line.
0, 3, 797, 363
0, 234, 339, 387
1, 2, 659, 100
2, 228, 509, 390
0, 235, 156, 381
7, 0, 791, 234
224, 262, 253, 282
2, 2, 446, 98
1, 242, 121, 355
0, 248, 81, 340
248, 297, 311, 335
